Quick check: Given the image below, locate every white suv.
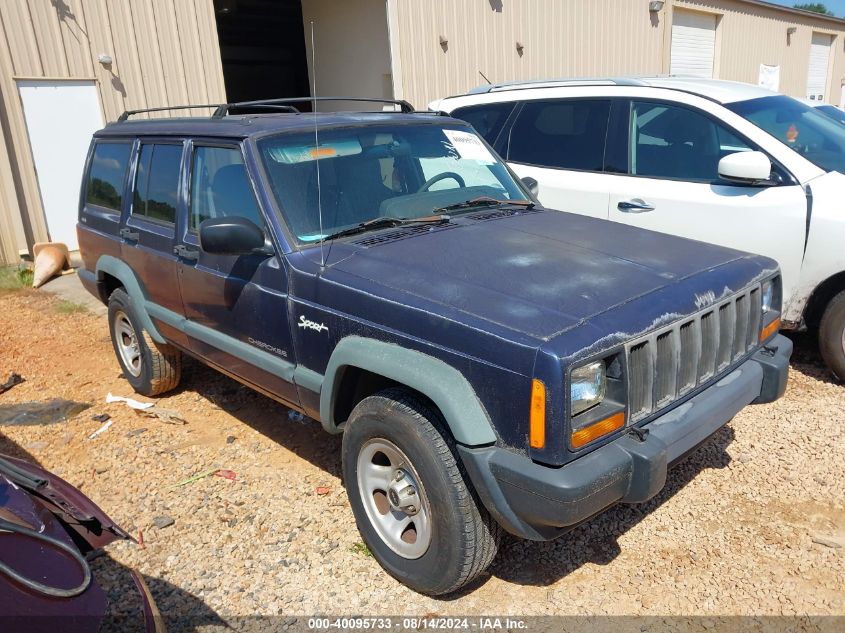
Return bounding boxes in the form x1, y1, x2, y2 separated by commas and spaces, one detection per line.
432, 77, 845, 379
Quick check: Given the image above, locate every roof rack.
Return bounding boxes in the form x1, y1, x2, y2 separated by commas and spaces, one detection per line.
212, 97, 415, 117
117, 97, 415, 122
117, 104, 225, 122
467, 77, 649, 94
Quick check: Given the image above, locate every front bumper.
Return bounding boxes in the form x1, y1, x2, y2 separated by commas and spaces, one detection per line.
459, 334, 792, 541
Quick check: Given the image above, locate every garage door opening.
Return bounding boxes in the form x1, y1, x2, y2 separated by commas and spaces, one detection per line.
671, 10, 717, 79
807, 32, 833, 102
213, 0, 310, 104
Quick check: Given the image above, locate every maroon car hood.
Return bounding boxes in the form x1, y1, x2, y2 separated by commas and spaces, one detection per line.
0, 455, 150, 632
1, 454, 131, 549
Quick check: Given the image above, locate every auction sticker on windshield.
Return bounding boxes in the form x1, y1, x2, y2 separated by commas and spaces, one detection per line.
443, 129, 496, 163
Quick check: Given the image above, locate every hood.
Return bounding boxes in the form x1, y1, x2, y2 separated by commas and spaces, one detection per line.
0, 455, 161, 633
327, 209, 758, 341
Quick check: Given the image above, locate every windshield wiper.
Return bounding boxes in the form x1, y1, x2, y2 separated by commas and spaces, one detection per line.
434, 196, 535, 214
321, 214, 451, 241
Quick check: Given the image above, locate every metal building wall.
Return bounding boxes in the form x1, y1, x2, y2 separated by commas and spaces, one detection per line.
393, 0, 668, 107
0, 0, 226, 265
393, 0, 845, 108
676, 0, 845, 101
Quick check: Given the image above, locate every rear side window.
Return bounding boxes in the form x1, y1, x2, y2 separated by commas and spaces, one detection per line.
132, 143, 182, 225
86, 142, 131, 212
189, 146, 263, 232
451, 102, 515, 145
507, 100, 611, 171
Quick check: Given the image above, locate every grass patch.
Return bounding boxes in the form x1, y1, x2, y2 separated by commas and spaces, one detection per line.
55, 299, 88, 314
0, 266, 33, 291
350, 541, 373, 557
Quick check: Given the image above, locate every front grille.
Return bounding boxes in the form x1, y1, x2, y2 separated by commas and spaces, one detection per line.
625, 286, 762, 423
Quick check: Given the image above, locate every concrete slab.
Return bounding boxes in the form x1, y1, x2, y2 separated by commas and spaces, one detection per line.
38, 270, 107, 316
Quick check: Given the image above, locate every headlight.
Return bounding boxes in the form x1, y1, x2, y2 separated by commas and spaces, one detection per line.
761, 279, 775, 313
759, 277, 781, 342
570, 361, 606, 416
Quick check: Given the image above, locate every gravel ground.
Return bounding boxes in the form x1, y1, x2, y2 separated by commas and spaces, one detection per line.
1, 286, 843, 627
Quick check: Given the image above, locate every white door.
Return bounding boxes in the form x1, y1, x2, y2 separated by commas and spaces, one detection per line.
607, 101, 807, 308
671, 10, 717, 78
807, 33, 833, 102
18, 80, 104, 249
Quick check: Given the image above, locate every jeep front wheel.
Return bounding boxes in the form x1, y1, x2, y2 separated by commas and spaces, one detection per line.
819, 289, 845, 382
108, 288, 182, 396
342, 388, 500, 595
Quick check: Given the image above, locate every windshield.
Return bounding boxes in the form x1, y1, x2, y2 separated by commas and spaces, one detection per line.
726, 95, 845, 174
256, 123, 528, 242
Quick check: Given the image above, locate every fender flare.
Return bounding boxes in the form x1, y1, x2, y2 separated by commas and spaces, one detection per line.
95, 255, 166, 344
320, 336, 497, 446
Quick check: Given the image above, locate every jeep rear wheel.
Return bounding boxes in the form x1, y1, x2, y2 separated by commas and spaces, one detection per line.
108, 288, 182, 396
819, 289, 845, 382
342, 388, 500, 596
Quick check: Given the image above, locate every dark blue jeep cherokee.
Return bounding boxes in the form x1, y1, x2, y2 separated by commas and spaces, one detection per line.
77, 98, 791, 595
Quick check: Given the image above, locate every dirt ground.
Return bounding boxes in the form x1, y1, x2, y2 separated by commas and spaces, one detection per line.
1, 285, 843, 628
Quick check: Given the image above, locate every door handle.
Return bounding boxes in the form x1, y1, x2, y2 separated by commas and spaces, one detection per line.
617, 198, 655, 213
119, 227, 139, 241
173, 245, 199, 262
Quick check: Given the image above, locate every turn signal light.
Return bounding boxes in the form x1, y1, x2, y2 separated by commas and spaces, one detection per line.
529, 379, 546, 449
571, 411, 625, 449
760, 317, 781, 342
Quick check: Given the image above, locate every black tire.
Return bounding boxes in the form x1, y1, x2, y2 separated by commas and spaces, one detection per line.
107, 288, 182, 396
819, 289, 845, 382
342, 388, 500, 596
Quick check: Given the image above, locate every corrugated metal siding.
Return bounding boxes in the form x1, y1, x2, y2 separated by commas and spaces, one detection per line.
395, 0, 666, 107
677, 0, 845, 99
2, 2, 43, 77
0, 121, 27, 265
0, 5, 50, 250
57, 0, 94, 79
0, 0, 226, 263
396, 0, 845, 108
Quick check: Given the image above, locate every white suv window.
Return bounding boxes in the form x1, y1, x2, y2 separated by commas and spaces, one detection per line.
507, 100, 610, 171
630, 102, 752, 182
451, 102, 516, 145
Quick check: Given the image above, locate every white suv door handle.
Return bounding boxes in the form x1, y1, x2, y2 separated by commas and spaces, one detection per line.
617, 198, 655, 213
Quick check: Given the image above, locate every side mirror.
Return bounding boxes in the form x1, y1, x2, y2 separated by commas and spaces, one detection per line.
718, 151, 774, 185
199, 216, 265, 255
521, 176, 539, 196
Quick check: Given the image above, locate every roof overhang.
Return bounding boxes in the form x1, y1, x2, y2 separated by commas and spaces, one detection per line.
731, 0, 845, 27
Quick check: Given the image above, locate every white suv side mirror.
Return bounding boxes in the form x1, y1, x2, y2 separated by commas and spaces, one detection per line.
718, 151, 773, 184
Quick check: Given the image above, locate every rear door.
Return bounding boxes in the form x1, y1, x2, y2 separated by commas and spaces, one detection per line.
605, 99, 807, 304
176, 140, 299, 406
502, 99, 613, 219
121, 139, 189, 348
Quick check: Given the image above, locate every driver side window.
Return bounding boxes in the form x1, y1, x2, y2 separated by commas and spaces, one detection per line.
190, 146, 264, 232
630, 102, 753, 182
